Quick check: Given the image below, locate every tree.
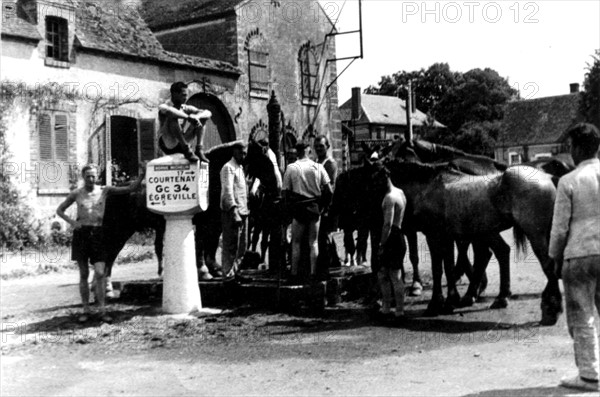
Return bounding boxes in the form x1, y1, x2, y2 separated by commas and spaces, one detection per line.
580, 50, 600, 129
453, 120, 503, 157
436, 68, 517, 133
365, 63, 459, 116
365, 64, 517, 156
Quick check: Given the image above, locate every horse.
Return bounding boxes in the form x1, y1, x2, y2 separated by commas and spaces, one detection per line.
330, 168, 369, 267
330, 165, 423, 295
364, 159, 562, 325
102, 139, 282, 281
245, 139, 284, 274
389, 139, 511, 292
525, 153, 575, 186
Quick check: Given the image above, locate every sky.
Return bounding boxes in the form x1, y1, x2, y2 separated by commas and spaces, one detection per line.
320, 0, 600, 104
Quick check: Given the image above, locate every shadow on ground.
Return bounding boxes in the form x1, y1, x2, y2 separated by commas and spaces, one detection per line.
463, 386, 597, 396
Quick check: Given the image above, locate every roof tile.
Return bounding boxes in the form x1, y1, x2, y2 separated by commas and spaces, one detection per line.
501, 94, 583, 146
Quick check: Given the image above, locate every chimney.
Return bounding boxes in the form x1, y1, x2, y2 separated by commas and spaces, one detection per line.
570, 83, 580, 94
351, 87, 362, 120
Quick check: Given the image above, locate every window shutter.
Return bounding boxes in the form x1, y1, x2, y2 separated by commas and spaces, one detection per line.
54, 114, 68, 161
137, 119, 156, 162
39, 113, 53, 161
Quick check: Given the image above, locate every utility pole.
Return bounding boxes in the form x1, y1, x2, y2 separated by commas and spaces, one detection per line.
405, 80, 414, 144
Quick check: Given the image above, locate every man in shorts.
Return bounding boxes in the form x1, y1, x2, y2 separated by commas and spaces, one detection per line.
376, 166, 407, 321
283, 142, 332, 280
56, 164, 144, 323
158, 81, 212, 163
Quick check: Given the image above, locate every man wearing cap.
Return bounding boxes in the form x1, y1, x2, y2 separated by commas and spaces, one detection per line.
220, 141, 249, 277
283, 141, 332, 280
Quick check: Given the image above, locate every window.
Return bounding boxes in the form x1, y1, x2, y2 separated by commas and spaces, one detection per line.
248, 48, 269, 98
508, 151, 521, 165
45, 16, 69, 66
38, 112, 70, 192
534, 153, 552, 160
245, 30, 269, 99
299, 43, 319, 104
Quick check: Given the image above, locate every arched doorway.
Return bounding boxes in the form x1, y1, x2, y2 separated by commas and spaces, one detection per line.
186, 93, 236, 149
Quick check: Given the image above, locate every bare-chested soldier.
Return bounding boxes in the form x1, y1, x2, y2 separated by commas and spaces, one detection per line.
376, 167, 407, 321
158, 81, 212, 163
56, 164, 144, 323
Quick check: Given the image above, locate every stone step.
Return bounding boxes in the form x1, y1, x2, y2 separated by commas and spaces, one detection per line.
118, 266, 374, 313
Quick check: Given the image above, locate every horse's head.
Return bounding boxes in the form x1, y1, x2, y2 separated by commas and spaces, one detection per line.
246, 139, 282, 198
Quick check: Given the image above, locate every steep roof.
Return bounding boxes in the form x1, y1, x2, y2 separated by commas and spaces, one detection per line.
500, 93, 583, 146
74, 1, 241, 74
340, 94, 446, 128
0, 1, 42, 42
2, 1, 241, 75
140, 0, 245, 30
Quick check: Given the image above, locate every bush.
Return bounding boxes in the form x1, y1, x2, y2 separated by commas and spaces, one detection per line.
0, 184, 47, 249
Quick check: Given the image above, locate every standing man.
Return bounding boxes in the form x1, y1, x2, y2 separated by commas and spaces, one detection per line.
283, 142, 332, 280
314, 135, 339, 274
314, 135, 338, 185
57, 164, 144, 323
549, 122, 600, 392
376, 166, 407, 321
158, 81, 212, 163
220, 141, 249, 278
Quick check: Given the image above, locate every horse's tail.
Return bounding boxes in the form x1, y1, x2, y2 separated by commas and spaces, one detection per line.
513, 224, 528, 258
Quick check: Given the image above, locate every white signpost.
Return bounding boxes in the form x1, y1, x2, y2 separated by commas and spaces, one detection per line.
146, 154, 209, 314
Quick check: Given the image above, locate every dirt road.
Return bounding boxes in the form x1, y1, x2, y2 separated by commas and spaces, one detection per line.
1, 231, 597, 396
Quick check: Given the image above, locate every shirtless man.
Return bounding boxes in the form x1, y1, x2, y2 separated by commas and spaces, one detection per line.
376, 167, 407, 321
158, 81, 212, 163
56, 164, 144, 323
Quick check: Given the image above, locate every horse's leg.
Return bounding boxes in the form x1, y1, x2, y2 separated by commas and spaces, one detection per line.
458, 239, 492, 308
251, 217, 261, 253
424, 234, 445, 317
260, 223, 270, 263
405, 230, 423, 296
343, 226, 356, 266
155, 222, 165, 277
454, 239, 472, 281
523, 229, 563, 326
489, 234, 511, 309
194, 216, 214, 280
442, 237, 459, 312
357, 224, 369, 266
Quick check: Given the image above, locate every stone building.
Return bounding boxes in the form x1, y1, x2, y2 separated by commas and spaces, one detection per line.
1, 0, 340, 224
495, 84, 583, 165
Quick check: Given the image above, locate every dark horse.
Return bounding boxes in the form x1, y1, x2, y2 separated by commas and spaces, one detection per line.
364, 160, 562, 325
103, 140, 281, 281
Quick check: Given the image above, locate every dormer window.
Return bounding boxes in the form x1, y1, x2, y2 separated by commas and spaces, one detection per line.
45, 16, 69, 66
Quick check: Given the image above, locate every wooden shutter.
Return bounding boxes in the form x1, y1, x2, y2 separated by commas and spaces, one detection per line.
137, 118, 156, 162
39, 113, 52, 161
54, 114, 68, 161
38, 112, 69, 193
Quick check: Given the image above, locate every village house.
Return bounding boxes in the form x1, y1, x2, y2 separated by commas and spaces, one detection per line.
495, 84, 583, 165
339, 88, 445, 166
1, 0, 341, 224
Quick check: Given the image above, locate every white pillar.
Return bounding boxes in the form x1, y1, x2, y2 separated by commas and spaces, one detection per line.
162, 215, 201, 314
